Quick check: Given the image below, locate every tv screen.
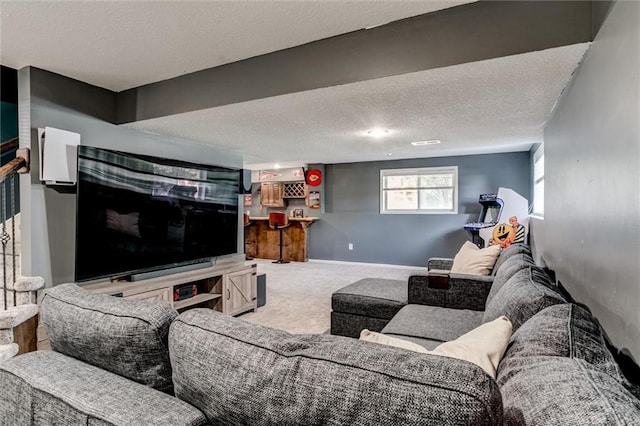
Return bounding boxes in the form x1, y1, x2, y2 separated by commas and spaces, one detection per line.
75, 146, 240, 282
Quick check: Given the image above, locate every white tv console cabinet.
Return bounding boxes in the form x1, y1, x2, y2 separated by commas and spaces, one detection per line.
36, 256, 258, 350
83, 256, 258, 316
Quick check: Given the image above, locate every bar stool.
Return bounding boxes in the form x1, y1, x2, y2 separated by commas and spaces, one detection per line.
268, 211, 290, 264
243, 213, 254, 260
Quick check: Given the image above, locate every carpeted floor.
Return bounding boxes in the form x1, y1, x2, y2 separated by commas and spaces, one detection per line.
238, 259, 427, 334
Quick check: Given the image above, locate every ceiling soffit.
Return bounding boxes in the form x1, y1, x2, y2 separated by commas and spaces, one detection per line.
116, 1, 594, 125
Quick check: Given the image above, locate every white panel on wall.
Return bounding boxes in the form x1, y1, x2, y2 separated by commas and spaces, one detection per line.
38, 126, 81, 185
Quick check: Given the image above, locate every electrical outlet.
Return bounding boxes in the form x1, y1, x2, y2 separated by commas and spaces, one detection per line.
348, 243, 353, 250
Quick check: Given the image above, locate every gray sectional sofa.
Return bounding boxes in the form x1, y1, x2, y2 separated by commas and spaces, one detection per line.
0, 244, 639, 425
1, 282, 502, 425
331, 244, 640, 424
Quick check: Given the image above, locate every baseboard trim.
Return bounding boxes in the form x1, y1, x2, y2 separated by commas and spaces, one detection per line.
308, 259, 428, 272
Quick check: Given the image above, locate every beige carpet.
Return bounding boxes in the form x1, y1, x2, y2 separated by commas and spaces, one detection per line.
239, 259, 427, 334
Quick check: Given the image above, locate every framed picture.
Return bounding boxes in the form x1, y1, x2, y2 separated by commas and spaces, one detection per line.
293, 209, 303, 218
308, 191, 320, 209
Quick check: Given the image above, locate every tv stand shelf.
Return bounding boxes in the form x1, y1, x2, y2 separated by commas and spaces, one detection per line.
173, 292, 222, 311
83, 256, 257, 316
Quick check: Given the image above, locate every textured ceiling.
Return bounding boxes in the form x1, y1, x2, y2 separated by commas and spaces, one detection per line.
1, 0, 589, 169
126, 43, 590, 169
0, 0, 473, 91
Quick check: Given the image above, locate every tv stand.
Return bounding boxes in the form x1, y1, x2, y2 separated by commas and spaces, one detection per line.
83, 255, 257, 316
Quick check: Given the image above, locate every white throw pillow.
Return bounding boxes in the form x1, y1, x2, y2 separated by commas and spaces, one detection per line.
431, 316, 512, 378
450, 241, 501, 275
360, 330, 430, 353
359, 316, 512, 378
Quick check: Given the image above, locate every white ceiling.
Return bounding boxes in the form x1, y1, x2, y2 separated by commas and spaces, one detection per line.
126, 43, 590, 170
0, 1, 589, 169
0, 0, 473, 92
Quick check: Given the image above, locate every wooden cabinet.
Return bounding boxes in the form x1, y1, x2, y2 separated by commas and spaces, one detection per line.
245, 217, 318, 262
126, 287, 172, 303
83, 257, 257, 316
223, 266, 257, 316
37, 261, 258, 350
261, 182, 286, 207
283, 182, 308, 199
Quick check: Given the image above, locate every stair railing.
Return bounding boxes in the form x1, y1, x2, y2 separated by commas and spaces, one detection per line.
0, 139, 29, 310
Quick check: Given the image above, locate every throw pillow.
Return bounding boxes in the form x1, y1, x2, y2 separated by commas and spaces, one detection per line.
41, 283, 177, 393
359, 329, 430, 353
432, 315, 512, 379
360, 315, 513, 378
451, 241, 501, 275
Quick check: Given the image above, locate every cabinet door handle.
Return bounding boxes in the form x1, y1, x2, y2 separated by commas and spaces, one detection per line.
226, 289, 230, 300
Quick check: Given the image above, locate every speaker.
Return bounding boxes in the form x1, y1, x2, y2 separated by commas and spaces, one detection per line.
257, 273, 266, 307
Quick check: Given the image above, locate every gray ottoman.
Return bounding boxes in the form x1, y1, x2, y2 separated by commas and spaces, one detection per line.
330, 278, 407, 338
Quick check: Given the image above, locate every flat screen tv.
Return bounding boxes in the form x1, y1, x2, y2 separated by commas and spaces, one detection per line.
75, 146, 240, 283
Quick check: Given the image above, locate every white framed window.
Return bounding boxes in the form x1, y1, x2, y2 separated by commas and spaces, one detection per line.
380, 166, 458, 214
532, 144, 544, 217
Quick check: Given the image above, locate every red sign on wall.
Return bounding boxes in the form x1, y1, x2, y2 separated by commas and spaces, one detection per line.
306, 169, 322, 186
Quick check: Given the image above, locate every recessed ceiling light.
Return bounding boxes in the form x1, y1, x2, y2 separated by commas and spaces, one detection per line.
385, 152, 393, 157
411, 140, 441, 146
367, 128, 390, 137
273, 163, 281, 169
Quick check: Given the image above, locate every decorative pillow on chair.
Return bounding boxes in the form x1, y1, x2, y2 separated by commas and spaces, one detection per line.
361, 316, 512, 378
451, 241, 501, 276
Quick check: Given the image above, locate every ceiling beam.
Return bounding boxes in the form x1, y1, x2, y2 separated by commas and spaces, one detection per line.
117, 1, 594, 125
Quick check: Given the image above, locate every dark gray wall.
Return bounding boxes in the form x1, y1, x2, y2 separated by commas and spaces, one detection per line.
309, 152, 531, 266
19, 68, 243, 287
532, 1, 640, 361
117, 1, 593, 123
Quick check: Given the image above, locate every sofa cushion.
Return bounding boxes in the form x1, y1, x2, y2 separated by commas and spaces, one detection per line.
431, 316, 512, 379
501, 303, 627, 381
359, 329, 430, 352
331, 278, 407, 319
330, 311, 393, 338
408, 273, 493, 311
485, 253, 536, 306
451, 241, 501, 276
482, 267, 565, 331
41, 283, 177, 393
497, 356, 640, 425
0, 351, 208, 426
381, 333, 442, 350
381, 304, 483, 343
490, 243, 532, 276
370, 317, 511, 379
170, 309, 503, 425
361, 316, 512, 379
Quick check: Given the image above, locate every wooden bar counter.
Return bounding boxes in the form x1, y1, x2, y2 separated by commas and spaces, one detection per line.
245, 217, 319, 262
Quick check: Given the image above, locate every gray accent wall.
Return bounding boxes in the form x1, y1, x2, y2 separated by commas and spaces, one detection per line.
19, 68, 243, 287
532, 1, 640, 361
117, 1, 593, 123
309, 152, 531, 266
